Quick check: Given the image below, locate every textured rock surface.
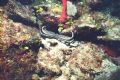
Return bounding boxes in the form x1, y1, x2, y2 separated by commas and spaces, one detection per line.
0, 10, 39, 51
0, 0, 120, 80
35, 39, 119, 80
0, 8, 41, 80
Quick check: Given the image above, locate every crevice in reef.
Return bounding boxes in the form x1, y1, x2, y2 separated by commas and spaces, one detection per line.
7, 11, 120, 59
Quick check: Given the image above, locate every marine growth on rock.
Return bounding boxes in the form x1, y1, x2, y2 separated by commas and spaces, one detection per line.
0, 0, 120, 80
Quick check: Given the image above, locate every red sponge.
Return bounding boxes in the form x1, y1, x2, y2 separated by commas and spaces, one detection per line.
59, 0, 67, 23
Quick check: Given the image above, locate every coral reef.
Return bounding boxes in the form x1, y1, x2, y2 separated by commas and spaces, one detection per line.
0, 0, 120, 80
0, 7, 41, 80
35, 40, 119, 80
